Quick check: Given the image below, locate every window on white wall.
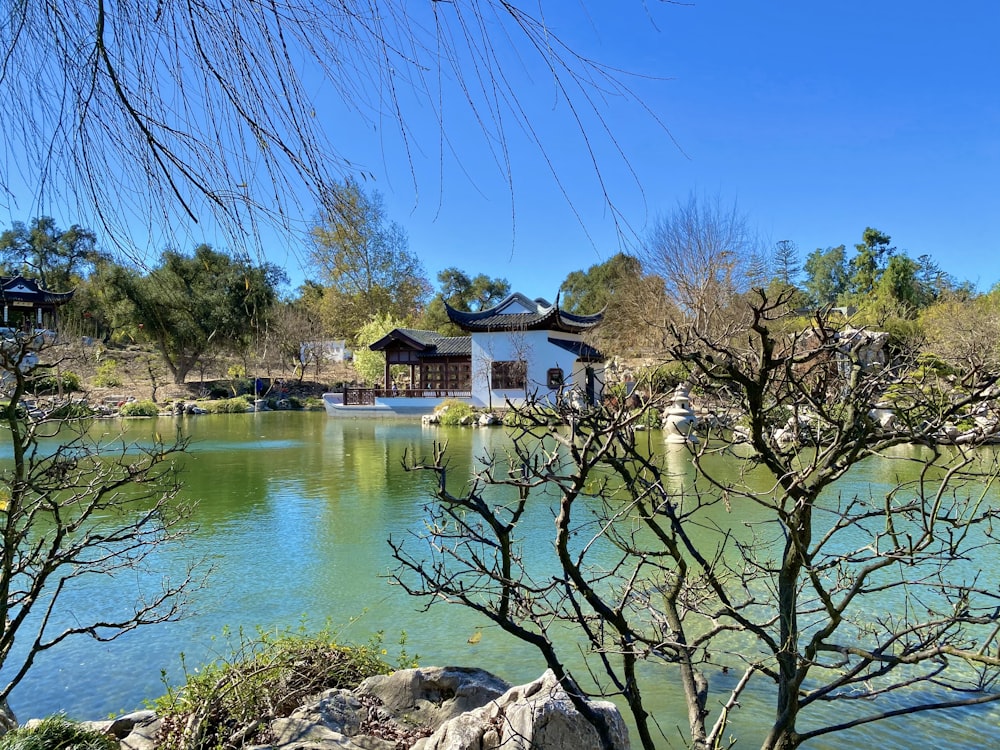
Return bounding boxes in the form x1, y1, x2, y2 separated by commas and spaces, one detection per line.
491, 360, 526, 390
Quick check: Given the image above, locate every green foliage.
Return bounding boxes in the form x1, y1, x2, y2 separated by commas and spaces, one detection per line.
310, 177, 431, 336
803, 244, 848, 307
351, 312, 407, 386
152, 625, 408, 750
207, 383, 231, 399
103, 245, 286, 384
47, 401, 96, 420
119, 399, 160, 417
637, 362, 689, 395
559, 252, 641, 315
435, 399, 476, 425
29, 369, 80, 395
421, 267, 510, 334
93, 359, 123, 387
0, 217, 98, 292
204, 396, 253, 413
0, 715, 118, 750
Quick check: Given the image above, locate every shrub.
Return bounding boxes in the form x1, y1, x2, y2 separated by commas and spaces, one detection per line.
93, 359, 123, 388
29, 369, 81, 395
434, 399, 475, 426
47, 401, 96, 420
205, 396, 253, 413
119, 399, 160, 417
152, 626, 409, 750
0, 715, 117, 750
207, 383, 230, 399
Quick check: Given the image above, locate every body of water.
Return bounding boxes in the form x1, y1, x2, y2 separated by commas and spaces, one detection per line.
4, 411, 999, 748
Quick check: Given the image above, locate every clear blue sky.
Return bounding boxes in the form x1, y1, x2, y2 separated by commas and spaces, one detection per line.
4, 2, 998, 300
286, 1, 998, 300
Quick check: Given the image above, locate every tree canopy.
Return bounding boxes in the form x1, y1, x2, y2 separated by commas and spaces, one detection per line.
105, 245, 285, 383
309, 179, 430, 337
0, 217, 99, 291
420, 268, 511, 335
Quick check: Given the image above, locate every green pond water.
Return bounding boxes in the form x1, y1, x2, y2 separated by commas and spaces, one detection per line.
4, 411, 999, 748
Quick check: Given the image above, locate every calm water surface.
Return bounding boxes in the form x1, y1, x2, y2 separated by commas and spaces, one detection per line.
5, 412, 999, 749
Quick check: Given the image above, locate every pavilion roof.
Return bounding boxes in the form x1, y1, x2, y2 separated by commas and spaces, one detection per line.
1, 275, 75, 305
445, 292, 602, 333
368, 328, 471, 357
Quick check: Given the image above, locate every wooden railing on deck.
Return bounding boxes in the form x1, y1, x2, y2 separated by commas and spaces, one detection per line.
343, 388, 472, 405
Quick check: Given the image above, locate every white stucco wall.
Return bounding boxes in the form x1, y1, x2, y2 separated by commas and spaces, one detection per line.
470, 329, 604, 408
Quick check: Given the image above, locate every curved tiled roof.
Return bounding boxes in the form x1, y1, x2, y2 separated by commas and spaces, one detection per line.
1, 275, 74, 305
368, 328, 471, 356
445, 292, 602, 333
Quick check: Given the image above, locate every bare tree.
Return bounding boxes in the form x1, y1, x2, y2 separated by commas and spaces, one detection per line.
640, 193, 765, 339
1, 2, 671, 263
392, 291, 1000, 750
0, 333, 197, 728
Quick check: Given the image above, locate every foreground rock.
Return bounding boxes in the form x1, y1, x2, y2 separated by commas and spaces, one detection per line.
79, 667, 629, 750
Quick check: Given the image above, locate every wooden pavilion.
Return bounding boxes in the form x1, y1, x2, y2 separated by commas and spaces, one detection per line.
1, 275, 74, 334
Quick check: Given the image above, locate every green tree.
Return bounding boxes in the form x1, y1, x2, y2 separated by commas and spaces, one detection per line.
420, 268, 510, 335
105, 245, 284, 383
559, 253, 641, 315
0, 217, 98, 290
310, 179, 430, 337
772, 239, 800, 287
802, 245, 848, 307
351, 312, 407, 387
848, 227, 894, 297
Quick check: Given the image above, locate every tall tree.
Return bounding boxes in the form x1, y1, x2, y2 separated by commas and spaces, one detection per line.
105, 245, 285, 383
420, 268, 510, 335
848, 227, 895, 297
309, 178, 430, 337
772, 239, 800, 286
640, 194, 763, 337
0, 217, 98, 290
802, 245, 849, 307
559, 253, 642, 315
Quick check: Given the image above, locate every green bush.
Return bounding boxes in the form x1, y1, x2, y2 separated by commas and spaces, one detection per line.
47, 401, 96, 420
205, 396, 253, 413
119, 399, 159, 417
152, 626, 410, 750
93, 359, 123, 387
0, 715, 117, 750
207, 383, 230, 399
435, 399, 476, 425
29, 369, 81, 395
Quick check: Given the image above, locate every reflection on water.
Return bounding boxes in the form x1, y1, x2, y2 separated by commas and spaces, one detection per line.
2, 412, 998, 749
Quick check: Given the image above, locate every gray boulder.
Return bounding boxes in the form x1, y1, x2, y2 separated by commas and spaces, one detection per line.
413, 670, 629, 750
357, 666, 511, 728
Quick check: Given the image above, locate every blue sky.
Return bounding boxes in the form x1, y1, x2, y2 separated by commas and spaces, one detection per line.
299, 1, 998, 301
3, 2, 998, 301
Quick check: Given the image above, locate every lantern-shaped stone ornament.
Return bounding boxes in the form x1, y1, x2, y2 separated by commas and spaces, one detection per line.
663, 384, 698, 444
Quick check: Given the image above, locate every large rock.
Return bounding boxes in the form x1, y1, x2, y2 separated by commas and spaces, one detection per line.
413, 670, 629, 750
357, 666, 511, 728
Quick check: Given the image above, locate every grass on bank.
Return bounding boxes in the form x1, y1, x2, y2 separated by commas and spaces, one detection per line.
0, 716, 117, 750
151, 625, 416, 750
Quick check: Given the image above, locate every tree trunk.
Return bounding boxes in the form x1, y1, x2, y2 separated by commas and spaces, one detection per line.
0, 697, 17, 734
